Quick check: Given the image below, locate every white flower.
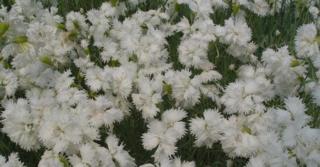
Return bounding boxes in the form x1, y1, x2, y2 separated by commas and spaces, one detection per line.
108, 66, 135, 98
311, 85, 320, 106
295, 128, 320, 167
38, 151, 64, 167
0, 153, 25, 167
226, 42, 257, 61
139, 164, 155, 167
177, 0, 213, 16
216, 15, 256, 61
110, 19, 142, 54
309, 6, 319, 19
66, 11, 88, 32
1, 99, 41, 151
142, 109, 187, 162
164, 70, 199, 107
87, 3, 115, 47
220, 115, 262, 158
160, 157, 195, 167
262, 46, 306, 96
295, 23, 319, 58
38, 32, 73, 62
132, 75, 163, 119
135, 27, 168, 69
178, 36, 213, 70
221, 65, 274, 114
190, 109, 225, 147
0, 65, 18, 97
250, 132, 298, 167
105, 135, 136, 167
218, 15, 252, 46
247, 0, 270, 16
164, 70, 221, 108
177, 17, 216, 70
69, 143, 114, 167
259, 97, 320, 167
26, 22, 57, 46
77, 96, 124, 128
100, 38, 121, 62
177, 0, 227, 16
38, 109, 99, 153
85, 67, 108, 92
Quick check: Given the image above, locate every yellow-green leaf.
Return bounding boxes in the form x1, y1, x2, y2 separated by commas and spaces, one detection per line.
108, 59, 120, 67
290, 59, 300, 67
39, 55, 54, 66
0, 23, 9, 37
58, 154, 71, 167
110, 0, 118, 7
241, 126, 252, 134
13, 36, 28, 44
163, 83, 172, 95
56, 23, 66, 31
232, 3, 240, 15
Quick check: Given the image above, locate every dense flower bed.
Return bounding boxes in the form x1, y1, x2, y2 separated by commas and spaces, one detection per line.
0, 0, 319, 166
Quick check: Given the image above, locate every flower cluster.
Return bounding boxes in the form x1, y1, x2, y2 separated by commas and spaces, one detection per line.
0, 0, 319, 166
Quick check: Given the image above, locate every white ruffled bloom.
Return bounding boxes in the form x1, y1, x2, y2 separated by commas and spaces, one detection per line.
142, 109, 187, 162
140, 157, 195, 167
38, 151, 64, 167
85, 67, 108, 92
38, 109, 99, 153
69, 143, 114, 167
0, 66, 18, 97
310, 84, 320, 106
177, 0, 227, 16
132, 75, 163, 119
268, 97, 311, 147
218, 15, 252, 46
26, 22, 57, 47
221, 65, 274, 114
177, 17, 216, 70
135, 27, 169, 69
256, 97, 320, 167
190, 109, 225, 147
262, 46, 306, 96
159, 157, 195, 167
0, 153, 25, 167
87, 3, 115, 47
216, 14, 256, 61
111, 19, 142, 54
1, 99, 41, 151
107, 66, 136, 98
245, 0, 270, 16
247, 132, 298, 167
177, 0, 213, 16
78, 96, 124, 128
66, 11, 89, 32
105, 135, 136, 167
220, 114, 265, 158
164, 70, 221, 108
295, 23, 319, 58
69, 137, 136, 167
